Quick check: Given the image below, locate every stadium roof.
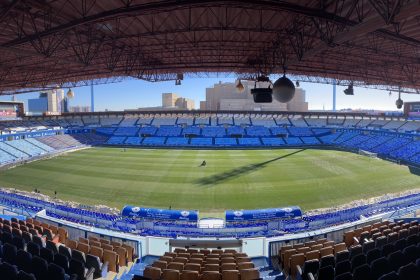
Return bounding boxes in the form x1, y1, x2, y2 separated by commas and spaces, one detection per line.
0, 0, 419, 94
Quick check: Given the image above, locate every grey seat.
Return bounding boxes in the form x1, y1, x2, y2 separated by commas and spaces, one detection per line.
17, 271, 37, 280
46, 240, 59, 255
59, 245, 72, 260
375, 236, 387, 249
48, 263, 67, 280
71, 249, 86, 265
398, 263, 419, 280
378, 271, 398, 280
352, 263, 371, 280
371, 257, 392, 280
86, 254, 108, 279
54, 254, 70, 274
16, 250, 32, 274
69, 259, 95, 280
366, 248, 381, 265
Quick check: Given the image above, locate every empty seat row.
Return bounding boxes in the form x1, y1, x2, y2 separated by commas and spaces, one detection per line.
0, 242, 93, 280
296, 234, 420, 280
144, 266, 259, 280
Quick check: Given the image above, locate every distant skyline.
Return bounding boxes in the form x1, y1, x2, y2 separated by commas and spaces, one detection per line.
1, 77, 419, 112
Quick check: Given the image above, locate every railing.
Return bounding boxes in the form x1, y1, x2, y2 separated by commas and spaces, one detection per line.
1, 189, 419, 239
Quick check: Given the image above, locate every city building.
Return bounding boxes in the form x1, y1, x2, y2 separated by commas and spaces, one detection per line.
201, 81, 308, 111
200, 101, 207, 110
69, 105, 91, 113
162, 93, 179, 108
28, 88, 68, 114
162, 93, 195, 110
175, 97, 195, 110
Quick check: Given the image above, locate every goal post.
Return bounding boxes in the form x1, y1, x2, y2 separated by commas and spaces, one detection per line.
358, 149, 378, 159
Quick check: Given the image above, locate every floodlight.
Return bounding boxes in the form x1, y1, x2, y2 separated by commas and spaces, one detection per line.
236, 80, 245, 93
344, 83, 354, 95
66, 88, 74, 99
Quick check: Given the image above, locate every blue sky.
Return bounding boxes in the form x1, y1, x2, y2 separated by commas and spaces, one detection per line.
1, 77, 419, 112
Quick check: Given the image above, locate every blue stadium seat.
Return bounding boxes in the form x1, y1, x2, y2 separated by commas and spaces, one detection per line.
246, 126, 271, 137
301, 137, 320, 145
227, 126, 244, 136
182, 126, 201, 136
319, 133, 340, 144
142, 137, 166, 146
6, 140, 46, 156
166, 137, 189, 146
214, 138, 237, 146
270, 127, 288, 135
238, 138, 261, 146
201, 127, 226, 137
124, 137, 143, 145
106, 136, 126, 145
139, 126, 158, 135
288, 127, 313, 136
95, 127, 117, 135
0, 149, 17, 164
284, 137, 302, 145
261, 137, 285, 146
155, 126, 182, 137
113, 127, 139, 136
190, 138, 213, 146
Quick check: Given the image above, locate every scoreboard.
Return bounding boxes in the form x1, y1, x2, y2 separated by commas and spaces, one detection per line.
404, 102, 420, 119
0, 101, 24, 120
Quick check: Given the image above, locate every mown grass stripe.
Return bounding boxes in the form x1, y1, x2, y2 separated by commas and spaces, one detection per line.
0, 147, 418, 216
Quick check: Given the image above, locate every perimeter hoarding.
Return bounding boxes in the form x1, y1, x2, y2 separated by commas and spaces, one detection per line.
121, 205, 199, 222
225, 206, 302, 222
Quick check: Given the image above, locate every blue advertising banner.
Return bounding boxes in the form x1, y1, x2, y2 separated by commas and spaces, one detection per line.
1, 129, 62, 141
225, 206, 302, 222
121, 205, 199, 222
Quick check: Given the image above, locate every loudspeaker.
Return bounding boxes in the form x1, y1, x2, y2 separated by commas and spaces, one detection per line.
251, 88, 272, 103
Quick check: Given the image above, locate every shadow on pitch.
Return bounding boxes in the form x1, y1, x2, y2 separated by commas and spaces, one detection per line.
194, 149, 305, 186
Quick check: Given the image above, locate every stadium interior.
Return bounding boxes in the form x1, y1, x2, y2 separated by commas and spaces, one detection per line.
0, 1, 420, 280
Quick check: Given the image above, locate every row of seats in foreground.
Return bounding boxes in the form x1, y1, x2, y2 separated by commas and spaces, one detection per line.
144, 249, 259, 280
279, 224, 420, 280
343, 220, 419, 247
0, 216, 135, 279
0, 242, 86, 280
64, 235, 135, 272
0, 217, 67, 245
302, 242, 420, 280
280, 238, 347, 278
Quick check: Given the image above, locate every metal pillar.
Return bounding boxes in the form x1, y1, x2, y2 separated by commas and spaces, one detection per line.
90, 81, 94, 112
332, 80, 337, 112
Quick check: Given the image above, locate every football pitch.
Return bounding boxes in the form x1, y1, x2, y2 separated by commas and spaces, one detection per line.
0, 147, 419, 216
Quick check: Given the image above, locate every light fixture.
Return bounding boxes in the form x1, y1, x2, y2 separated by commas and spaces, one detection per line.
236, 80, 245, 93
66, 88, 74, 99
272, 75, 295, 103
344, 83, 354, 95
395, 91, 403, 109
175, 73, 183, 85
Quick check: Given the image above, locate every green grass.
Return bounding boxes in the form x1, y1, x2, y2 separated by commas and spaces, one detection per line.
0, 147, 419, 216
